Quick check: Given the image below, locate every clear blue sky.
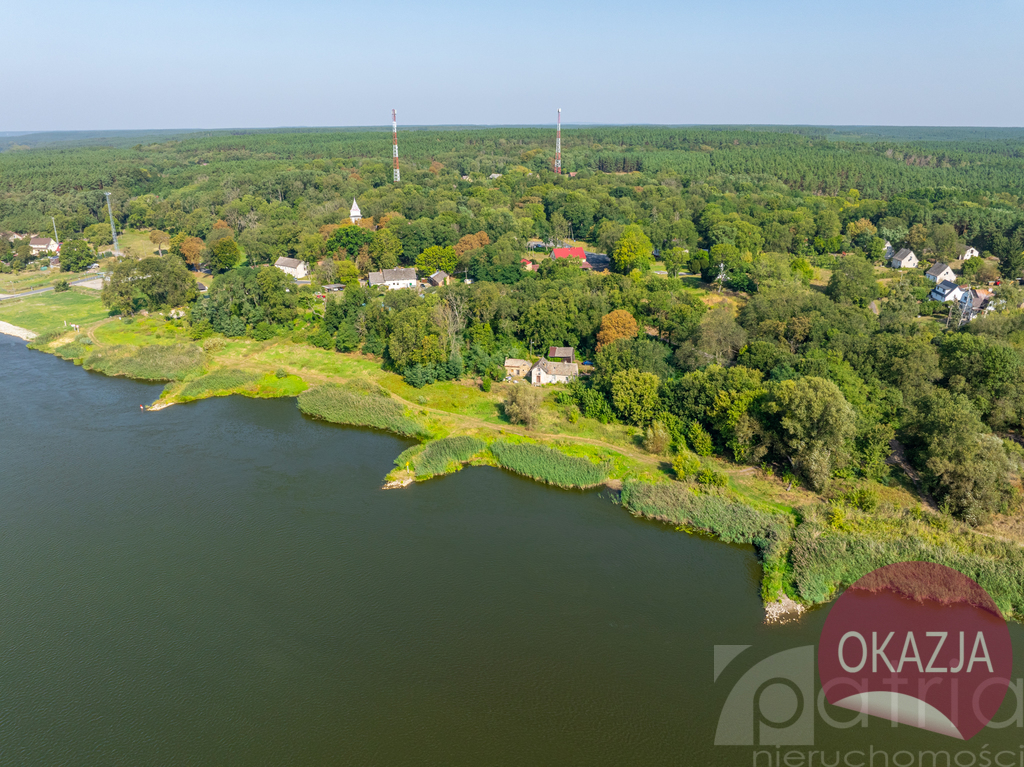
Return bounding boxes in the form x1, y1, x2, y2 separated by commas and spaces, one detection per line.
4, 0, 1022, 131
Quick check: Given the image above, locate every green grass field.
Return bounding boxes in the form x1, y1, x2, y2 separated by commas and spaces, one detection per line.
0, 290, 111, 333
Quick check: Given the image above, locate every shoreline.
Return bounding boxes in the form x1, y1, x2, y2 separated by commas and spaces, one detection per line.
19, 330, 1024, 625
0, 321, 36, 341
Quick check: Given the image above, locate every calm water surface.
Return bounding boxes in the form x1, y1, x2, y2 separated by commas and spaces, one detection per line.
2, 336, 1024, 766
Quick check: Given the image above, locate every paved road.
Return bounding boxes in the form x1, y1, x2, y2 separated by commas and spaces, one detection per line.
0, 274, 105, 302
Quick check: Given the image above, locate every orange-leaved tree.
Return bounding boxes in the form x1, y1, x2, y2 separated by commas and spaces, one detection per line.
596, 309, 638, 350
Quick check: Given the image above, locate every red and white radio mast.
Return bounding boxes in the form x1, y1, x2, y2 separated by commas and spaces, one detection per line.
392, 108, 400, 183
554, 108, 562, 174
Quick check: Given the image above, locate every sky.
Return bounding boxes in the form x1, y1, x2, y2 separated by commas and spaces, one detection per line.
3, 0, 1022, 131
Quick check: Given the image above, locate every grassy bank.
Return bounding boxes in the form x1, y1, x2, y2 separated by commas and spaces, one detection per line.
0, 290, 110, 334
14, 290, 1024, 619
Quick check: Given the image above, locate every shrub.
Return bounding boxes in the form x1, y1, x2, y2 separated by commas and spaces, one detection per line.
177, 368, 259, 401
490, 440, 610, 488
297, 383, 427, 438
503, 385, 544, 428
202, 336, 225, 352
672, 450, 701, 480
643, 421, 671, 454
251, 322, 275, 341
82, 343, 206, 381
53, 342, 89, 360
54, 279, 70, 293
480, 376, 492, 392
688, 422, 714, 456
309, 328, 334, 349
415, 436, 486, 477
696, 467, 728, 487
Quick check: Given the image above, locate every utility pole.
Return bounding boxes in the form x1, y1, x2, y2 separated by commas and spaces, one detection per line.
392, 109, 400, 183
105, 192, 120, 256
554, 108, 562, 175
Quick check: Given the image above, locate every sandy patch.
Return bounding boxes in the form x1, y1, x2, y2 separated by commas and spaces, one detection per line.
76, 278, 105, 290
765, 593, 807, 625
0, 321, 36, 340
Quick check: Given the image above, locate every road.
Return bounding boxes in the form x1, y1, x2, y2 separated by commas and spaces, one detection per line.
0, 274, 105, 301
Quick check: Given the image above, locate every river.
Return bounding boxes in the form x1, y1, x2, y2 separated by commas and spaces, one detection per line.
2, 336, 1024, 766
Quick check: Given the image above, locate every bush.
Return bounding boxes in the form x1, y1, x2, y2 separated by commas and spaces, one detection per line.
480, 376, 492, 392
202, 336, 225, 352
82, 343, 206, 381
643, 421, 671, 454
53, 342, 89, 360
688, 422, 714, 456
54, 279, 70, 293
297, 383, 427, 438
696, 467, 728, 487
309, 328, 334, 349
250, 322, 275, 341
176, 368, 259, 401
415, 436, 486, 477
188, 320, 213, 340
490, 440, 610, 488
503, 385, 544, 428
672, 450, 701, 480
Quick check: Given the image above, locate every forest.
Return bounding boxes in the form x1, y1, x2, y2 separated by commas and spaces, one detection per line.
4, 125, 1024, 527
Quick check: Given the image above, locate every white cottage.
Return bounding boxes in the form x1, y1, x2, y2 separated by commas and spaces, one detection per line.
957, 245, 980, 261
529, 358, 578, 385
925, 263, 955, 284
930, 280, 964, 303
274, 256, 308, 279
367, 267, 417, 290
890, 248, 918, 269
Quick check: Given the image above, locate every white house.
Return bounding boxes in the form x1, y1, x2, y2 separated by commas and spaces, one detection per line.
29, 236, 58, 255
890, 248, 918, 269
925, 263, 955, 284
349, 199, 362, 224
367, 267, 417, 290
274, 256, 308, 279
529, 358, 579, 385
957, 245, 980, 260
930, 280, 964, 303
884, 241, 894, 259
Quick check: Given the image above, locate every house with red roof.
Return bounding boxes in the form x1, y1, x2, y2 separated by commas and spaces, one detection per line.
552, 246, 586, 260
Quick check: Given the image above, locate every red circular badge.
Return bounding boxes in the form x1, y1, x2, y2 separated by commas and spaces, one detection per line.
819, 562, 1012, 740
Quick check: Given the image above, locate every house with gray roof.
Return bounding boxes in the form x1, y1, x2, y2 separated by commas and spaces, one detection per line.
930, 280, 964, 303
925, 263, 955, 284
274, 256, 308, 279
890, 248, 918, 269
368, 267, 418, 290
547, 346, 575, 363
529, 358, 579, 385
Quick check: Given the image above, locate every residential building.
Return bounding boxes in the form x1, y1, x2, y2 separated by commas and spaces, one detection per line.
930, 280, 964, 303
368, 267, 418, 290
529, 358, 579, 385
957, 245, 980, 260
552, 246, 586, 262
488, 173, 502, 180
925, 263, 955, 284
884, 241, 894, 259
274, 256, 308, 279
428, 270, 450, 287
504, 358, 531, 378
547, 346, 575, 363
960, 287, 994, 321
29, 236, 58, 255
890, 248, 918, 269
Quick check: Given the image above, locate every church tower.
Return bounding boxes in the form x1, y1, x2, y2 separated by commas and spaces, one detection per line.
350, 199, 362, 224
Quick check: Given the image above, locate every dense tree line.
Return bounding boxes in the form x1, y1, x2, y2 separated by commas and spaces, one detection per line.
5, 126, 1024, 523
